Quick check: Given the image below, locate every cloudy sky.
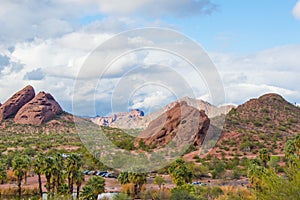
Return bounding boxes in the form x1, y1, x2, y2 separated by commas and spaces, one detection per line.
0, 0, 300, 116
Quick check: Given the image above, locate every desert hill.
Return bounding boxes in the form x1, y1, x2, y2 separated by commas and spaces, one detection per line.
211, 93, 300, 157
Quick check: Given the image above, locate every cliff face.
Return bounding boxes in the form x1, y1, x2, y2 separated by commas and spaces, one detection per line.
14, 91, 63, 125
0, 85, 35, 121
134, 101, 210, 149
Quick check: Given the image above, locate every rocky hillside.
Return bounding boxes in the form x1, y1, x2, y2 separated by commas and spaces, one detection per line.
211, 93, 300, 157
91, 96, 234, 129
0, 85, 75, 131
134, 101, 210, 149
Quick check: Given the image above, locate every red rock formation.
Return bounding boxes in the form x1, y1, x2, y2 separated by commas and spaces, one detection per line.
135, 101, 210, 148
14, 91, 62, 125
0, 85, 35, 121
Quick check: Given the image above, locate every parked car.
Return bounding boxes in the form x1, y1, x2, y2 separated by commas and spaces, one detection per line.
192, 181, 204, 186
96, 171, 107, 176
107, 174, 118, 179
83, 170, 90, 175
87, 170, 95, 175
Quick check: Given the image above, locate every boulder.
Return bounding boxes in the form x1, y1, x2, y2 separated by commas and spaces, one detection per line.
0, 85, 35, 121
14, 91, 62, 125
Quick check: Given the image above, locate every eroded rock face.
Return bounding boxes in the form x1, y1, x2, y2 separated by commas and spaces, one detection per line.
129, 109, 144, 118
134, 101, 210, 149
14, 91, 63, 125
0, 85, 35, 121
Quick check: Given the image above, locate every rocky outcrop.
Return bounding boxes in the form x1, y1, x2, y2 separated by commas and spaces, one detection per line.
0, 85, 35, 121
91, 97, 233, 129
91, 109, 144, 127
129, 109, 144, 118
14, 91, 63, 125
134, 101, 210, 148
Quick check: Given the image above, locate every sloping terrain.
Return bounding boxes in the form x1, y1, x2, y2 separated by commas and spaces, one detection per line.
211, 93, 300, 157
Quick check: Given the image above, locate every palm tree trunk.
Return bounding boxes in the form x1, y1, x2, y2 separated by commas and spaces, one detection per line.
70, 177, 74, 194
17, 177, 22, 198
57, 172, 61, 192
38, 173, 43, 197
76, 184, 81, 199
24, 171, 27, 185
46, 175, 51, 193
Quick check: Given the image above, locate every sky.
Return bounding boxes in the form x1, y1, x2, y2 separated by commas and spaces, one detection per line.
0, 0, 300, 116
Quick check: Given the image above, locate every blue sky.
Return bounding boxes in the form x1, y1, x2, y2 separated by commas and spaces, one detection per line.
169, 0, 300, 53
0, 0, 300, 116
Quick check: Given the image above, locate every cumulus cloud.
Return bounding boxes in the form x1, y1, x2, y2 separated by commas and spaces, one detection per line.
0, 0, 216, 47
211, 45, 300, 104
293, 0, 300, 20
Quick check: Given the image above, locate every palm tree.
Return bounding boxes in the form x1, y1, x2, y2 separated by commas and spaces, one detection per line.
33, 153, 44, 197
51, 153, 64, 193
42, 156, 54, 193
81, 176, 105, 199
66, 153, 82, 194
259, 148, 270, 168
22, 155, 31, 185
74, 170, 85, 199
118, 171, 130, 185
128, 171, 147, 197
12, 156, 27, 198
80, 185, 94, 200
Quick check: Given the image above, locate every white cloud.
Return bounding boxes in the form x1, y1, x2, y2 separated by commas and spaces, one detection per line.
211, 45, 300, 105
293, 0, 300, 20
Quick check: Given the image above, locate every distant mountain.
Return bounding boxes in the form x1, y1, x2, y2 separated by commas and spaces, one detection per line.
91, 96, 234, 129
211, 93, 300, 157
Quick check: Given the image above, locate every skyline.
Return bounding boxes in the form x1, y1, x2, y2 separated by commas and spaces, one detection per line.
0, 1, 299, 116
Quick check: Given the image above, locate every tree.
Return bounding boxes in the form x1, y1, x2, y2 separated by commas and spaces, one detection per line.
258, 148, 270, 168
81, 176, 105, 200
168, 158, 193, 186
22, 155, 31, 185
74, 170, 85, 199
118, 171, 130, 185
118, 170, 147, 197
12, 156, 27, 198
128, 170, 147, 197
42, 156, 54, 193
80, 185, 94, 200
51, 153, 64, 193
66, 153, 82, 194
154, 175, 166, 190
33, 153, 44, 197
248, 135, 300, 199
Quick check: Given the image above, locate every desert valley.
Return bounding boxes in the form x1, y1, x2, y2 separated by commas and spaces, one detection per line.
0, 85, 299, 200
